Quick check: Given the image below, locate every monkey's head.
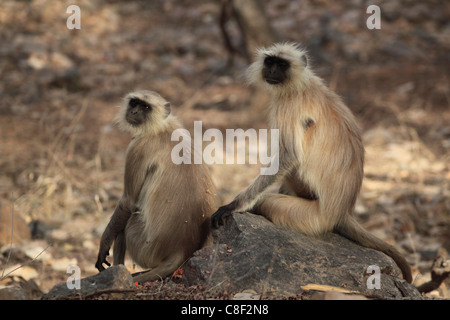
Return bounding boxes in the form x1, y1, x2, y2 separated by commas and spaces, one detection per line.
247, 42, 311, 93
116, 90, 172, 136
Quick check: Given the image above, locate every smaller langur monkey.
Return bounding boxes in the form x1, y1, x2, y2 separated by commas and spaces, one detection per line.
211, 43, 412, 283
95, 90, 216, 282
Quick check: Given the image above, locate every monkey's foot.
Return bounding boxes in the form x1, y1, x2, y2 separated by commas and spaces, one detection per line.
211, 205, 234, 228
95, 252, 111, 272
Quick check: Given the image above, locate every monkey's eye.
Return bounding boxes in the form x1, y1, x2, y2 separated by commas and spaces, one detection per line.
141, 103, 151, 111
264, 56, 290, 70
129, 98, 152, 111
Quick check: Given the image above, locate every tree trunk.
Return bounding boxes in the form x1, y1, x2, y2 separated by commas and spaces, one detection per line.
231, 0, 277, 60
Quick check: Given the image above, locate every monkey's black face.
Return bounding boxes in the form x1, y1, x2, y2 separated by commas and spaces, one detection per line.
262, 56, 290, 85
126, 98, 152, 126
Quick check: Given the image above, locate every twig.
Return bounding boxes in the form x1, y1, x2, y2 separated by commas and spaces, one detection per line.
204, 280, 226, 294
0, 193, 54, 281
0, 244, 52, 280
134, 277, 171, 297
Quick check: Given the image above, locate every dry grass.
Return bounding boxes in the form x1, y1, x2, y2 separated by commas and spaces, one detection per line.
0, 0, 449, 298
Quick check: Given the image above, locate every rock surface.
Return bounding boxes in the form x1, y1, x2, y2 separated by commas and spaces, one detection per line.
183, 213, 421, 299
0, 286, 28, 300
42, 265, 135, 300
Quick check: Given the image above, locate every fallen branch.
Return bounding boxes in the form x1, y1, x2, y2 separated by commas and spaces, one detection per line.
417, 248, 450, 294
300, 283, 361, 295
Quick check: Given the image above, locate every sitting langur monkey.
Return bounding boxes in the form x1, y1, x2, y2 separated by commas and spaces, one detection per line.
95, 90, 216, 282
211, 43, 412, 283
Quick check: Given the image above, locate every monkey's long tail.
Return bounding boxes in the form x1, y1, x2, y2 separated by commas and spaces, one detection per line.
335, 216, 413, 283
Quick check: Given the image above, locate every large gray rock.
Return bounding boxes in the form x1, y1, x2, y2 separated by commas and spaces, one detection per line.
42, 265, 135, 300
184, 213, 421, 299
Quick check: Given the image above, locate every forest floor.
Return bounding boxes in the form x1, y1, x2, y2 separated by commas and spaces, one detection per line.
0, 0, 449, 299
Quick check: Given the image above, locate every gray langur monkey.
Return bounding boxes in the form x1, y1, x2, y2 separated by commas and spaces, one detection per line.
95, 90, 217, 282
211, 43, 412, 283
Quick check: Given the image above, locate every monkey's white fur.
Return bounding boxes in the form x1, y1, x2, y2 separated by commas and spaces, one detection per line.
115, 90, 176, 137
219, 42, 412, 283
247, 42, 313, 94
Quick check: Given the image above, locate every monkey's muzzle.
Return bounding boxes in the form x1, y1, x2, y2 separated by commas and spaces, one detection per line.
265, 78, 282, 85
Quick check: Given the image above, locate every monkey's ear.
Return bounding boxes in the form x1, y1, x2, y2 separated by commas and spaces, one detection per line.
301, 54, 308, 67
164, 102, 171, 117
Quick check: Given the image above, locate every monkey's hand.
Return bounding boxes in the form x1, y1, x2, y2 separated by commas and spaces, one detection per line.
95, 250, 111, 272
211, 204, 236, 228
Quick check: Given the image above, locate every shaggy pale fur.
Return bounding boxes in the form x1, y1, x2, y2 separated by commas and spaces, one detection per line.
96, 90, 216, 282
213, 43, 412, 283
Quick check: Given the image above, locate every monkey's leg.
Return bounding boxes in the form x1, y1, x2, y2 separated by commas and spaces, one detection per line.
253, 193, 334, 236
113, 230, 126, 265
132, 254, 184, 283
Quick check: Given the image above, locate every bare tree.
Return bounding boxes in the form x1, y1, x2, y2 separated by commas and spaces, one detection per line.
220, 0, 277, 63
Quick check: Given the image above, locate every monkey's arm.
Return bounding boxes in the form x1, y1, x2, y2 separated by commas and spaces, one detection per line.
211, 148, 294, 228
95, 196, 133, 272
211, 174, 278, 228
95, 161, 154, 271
